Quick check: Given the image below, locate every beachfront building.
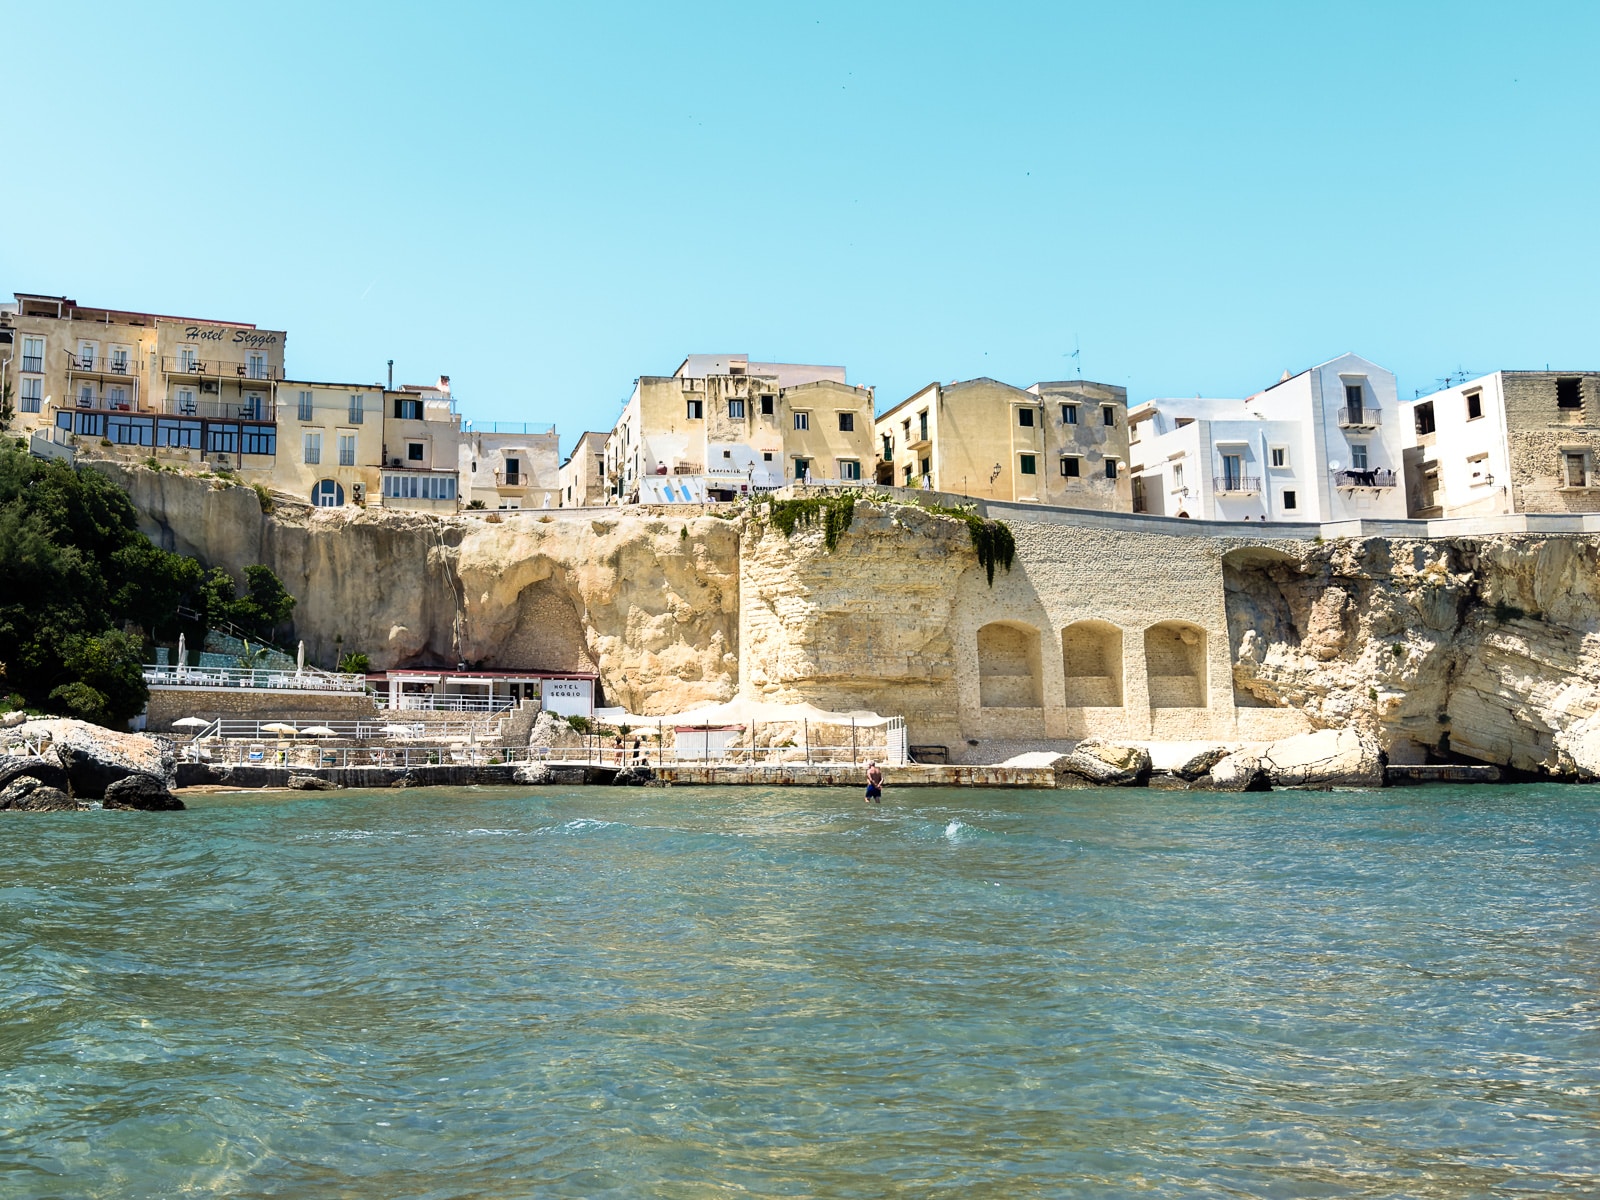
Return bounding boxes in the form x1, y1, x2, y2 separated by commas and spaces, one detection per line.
276, 381, 385, 508
604, 354, 876, 503
1, 292, 285, 469
873, 377, 1131, 508
1128, 353, 1407, 522
559, 431, 609, 507
460, 423, 560, 510
381, 377, 462, 511
1400, 371, 1600, 517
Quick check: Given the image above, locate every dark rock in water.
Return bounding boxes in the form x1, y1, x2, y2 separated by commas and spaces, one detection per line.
0, 776, 79, 811
1172, 746, 1233, 781
102, 773, 185, 811
513, 763, 552, 785
392, 773, 418, 789
1146, 773, 1193, 791
0, 753, 70, 794
174, 762, 223, 788
1052, 739, 1152, 787
610, 766, 655, 786
287, 774, 337, 791
1190, 767, 1272, 793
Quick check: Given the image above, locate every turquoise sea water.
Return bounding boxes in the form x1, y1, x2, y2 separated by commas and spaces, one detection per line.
2, 785, 1598, 1199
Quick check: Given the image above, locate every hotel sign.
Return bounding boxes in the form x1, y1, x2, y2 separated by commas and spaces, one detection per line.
540, 678, 593, 717
182, 325, 281, 349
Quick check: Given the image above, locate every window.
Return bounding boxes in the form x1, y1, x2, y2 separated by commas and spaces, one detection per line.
78, 383, 96, 407
1062, 404, 1078, 425
110, 346, 130, 373
407, 442, 425, 462
762, 451, 773, 461
107, 385, 129, 409
505, 456, 521, 481
722, 449, 732, 459
20, 377, 41, 412
917, 411, 928, 441
247, 352, 267, 380
177, 344, 198, 372
313, 479, 345, 507
1061, 456, 1080, 478
1557, 378, 1583, 410
1283, 489, 1298, 511
1565, 453, 1587, 488
1019, 453, 1037, 475
78, 341, 96, 369
838, 412, 854, 432
1466, 391, 1483, 420
686, 399, 703, 420
1414, 401, 1436, 435
1102, 405, 1115, 426
839, 459, 862, 481
902, 418, 911, 438
1105, 458, 1118, 480
760, 395, 775, 415
1345, 382, 1364, 410
1172, 463, 1184, 489
1221, 453, 1244, 489
206, 424, 239, 454
242, 392, 265, 420
158, 419, 202, 449
303, 432, 322, 464
298, 390, 314, 421
1270, 446, 1288, 468
793, 411, 810, 431
881, 434, 893, 458
75, 412, 106, 437
793, 457, 811, 479
21, 337, 44, 374
903, 464, 913, 485
1351, 444, 1369, 470
177, 388, 197, 416
919, 455, 930, 478
108, 415, 153, 446
349, 394, 364, 424
394, 397, 423, 420
1017, 407, 1035, 428
338, 434, 357, 466
242, 426, 276, 456
727, 398, 746, 419
381, 474, 456, 501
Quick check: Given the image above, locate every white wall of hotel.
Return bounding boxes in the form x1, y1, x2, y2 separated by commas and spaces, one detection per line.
1398, 373, 1514, 517
377, 671, 595, 716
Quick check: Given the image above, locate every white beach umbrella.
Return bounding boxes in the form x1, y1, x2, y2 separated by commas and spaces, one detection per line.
171, 716, 210, 731
261, 722, 300, 736
300, 725, 338, 737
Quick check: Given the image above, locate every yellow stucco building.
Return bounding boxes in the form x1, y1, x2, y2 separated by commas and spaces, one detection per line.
380, 377, 463, 511
559, 431, 609, 507
275, 381, 385, 507
874, 377, 1131, 509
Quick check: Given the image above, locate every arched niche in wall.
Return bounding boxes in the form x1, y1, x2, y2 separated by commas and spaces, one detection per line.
1062, 620, 1123, 707
1144, 621, 1207, 708
976, 621, 1043, 709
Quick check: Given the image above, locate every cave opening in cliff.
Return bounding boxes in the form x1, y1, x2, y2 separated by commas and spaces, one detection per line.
1062, 620, 1124, 708
1144, 621, 1207, 709
977, 622, 1043, 709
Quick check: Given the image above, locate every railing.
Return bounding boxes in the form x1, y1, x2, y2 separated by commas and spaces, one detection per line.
1337, 406, 1380, 428
21, 355, 43, 373
67, 354, 138, 376
387, 695, 519, 713
162, 356, 283, 382
163, 397, 275, 421
194, 718, 494, 741
1213, 474, 1261, 493
188, 743, 527, 769
143, 665, 368, 692
467, 422, 554, 435
1332, 468, 1397, 488
493, 471, 527, 488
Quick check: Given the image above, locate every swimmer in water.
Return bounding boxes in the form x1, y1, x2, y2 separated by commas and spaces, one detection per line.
864, 761, 884, 804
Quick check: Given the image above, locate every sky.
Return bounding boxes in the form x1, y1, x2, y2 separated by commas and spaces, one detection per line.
4, 1, 1597, 453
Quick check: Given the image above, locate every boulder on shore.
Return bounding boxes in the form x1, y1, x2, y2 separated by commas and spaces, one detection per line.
1172, 745, 1236, 781
1201, 751, 1271, 792
1052, 739, 1152, 787
287, 774, 338, 791
610, 765, 655, 786
0, 753, 70, 794
513, 762, 553, 786
11, 718, 175, 799
1261, 728, 1385, 789
102, 772, 184, 811
0, 775, 79, 811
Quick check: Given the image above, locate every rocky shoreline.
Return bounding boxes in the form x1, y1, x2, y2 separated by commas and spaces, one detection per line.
1, 716, 182, 811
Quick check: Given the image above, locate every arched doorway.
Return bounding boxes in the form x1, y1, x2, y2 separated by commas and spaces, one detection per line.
312, 479, 345, 507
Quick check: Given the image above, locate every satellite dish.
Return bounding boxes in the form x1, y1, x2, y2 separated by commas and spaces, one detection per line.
1328, 459, 1343, 472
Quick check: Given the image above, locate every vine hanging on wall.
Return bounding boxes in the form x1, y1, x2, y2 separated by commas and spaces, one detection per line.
764, 494, 856, 552
963, 515, 1015, 585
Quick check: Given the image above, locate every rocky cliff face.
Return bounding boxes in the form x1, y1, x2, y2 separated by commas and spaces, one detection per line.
1226, 535, 1600, 777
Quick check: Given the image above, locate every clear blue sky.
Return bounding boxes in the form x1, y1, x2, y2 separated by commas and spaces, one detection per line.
5, 2, 1596, 451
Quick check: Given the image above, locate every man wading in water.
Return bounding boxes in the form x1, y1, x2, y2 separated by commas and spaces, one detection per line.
864, 761, 884, 804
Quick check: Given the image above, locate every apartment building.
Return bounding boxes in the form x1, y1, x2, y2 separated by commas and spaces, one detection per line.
1401, 371, 1600, 517
874, 377, 1130, 508
277, 382, 385, 507
2, 292, 284, 469
604, 355, 875, 503
459, 423, 560, 509
381, 377, 462, 511
559, 431, 609, 507
1127, 353, 1407, 522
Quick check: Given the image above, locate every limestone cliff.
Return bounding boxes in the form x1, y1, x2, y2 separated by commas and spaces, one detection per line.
1226, 536, 1600, 777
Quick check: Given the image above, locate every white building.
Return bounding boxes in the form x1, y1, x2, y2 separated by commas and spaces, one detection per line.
1128, 353, 1408, 523
459, 422, 560, 510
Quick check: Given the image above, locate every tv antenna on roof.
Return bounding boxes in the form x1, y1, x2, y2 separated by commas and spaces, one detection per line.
1063, 334, 1082, 378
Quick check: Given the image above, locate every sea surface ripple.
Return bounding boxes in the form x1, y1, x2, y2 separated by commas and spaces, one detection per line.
2, 784, 1598, 1198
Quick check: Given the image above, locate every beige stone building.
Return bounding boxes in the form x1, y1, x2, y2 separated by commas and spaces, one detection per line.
276, 381, 385, 507
604, 355, 875, 503
460, 423, 560, 509
1402, 371, 1600, 517
559, 431, 609, 507
1, 292, 284, 471
381, 377, 462, 511
874, 377, 1131, 508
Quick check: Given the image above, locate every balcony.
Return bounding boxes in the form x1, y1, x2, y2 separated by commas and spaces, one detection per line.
1213, 474, 1261, 494
494, 470, 529, 490
1333, 468, 1397, 489
1337, 406, 1381, 429
164, 396, 275, 421
162, 355, 283, 382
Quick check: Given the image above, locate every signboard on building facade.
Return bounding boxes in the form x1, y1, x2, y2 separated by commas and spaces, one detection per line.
539, 678, 593, 717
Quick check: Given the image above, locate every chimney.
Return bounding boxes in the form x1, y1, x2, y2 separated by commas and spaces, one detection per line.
438, 375, 451, 396
387, 359, 394, 389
